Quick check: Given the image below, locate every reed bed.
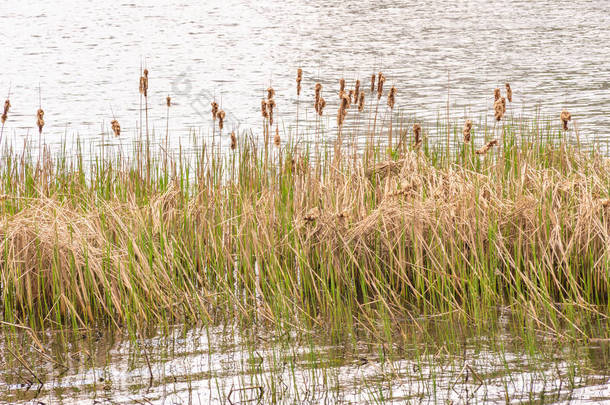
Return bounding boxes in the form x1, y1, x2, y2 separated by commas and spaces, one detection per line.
0, 77, 608, 343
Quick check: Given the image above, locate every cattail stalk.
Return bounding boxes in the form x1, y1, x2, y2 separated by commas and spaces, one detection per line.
0, 96, 10, 147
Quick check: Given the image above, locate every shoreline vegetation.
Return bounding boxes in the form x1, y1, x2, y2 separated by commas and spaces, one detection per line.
0, 70, 608, 343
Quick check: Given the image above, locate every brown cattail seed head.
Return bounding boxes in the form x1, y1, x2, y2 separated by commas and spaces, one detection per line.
494, 88, 501, 101
370, 73, 376, 93
36, 108, 45, 134
560, 110, 571, 130
1, 99, 9, 124
111, 119, 121, 137
211, 101, 219, 120
348, 90, 354, 104
261, 98, 268, 118
476, 139, 498, 155
296, 68, 303, 96
217, 109, 226, 130
267, 99, 275, 125
501, 97, 506, 114
339, 78, 345, 93
377, 73, 385, 100
274, 125, 281, 147
387, 86, 397, 109
230, 131, 237, 150
166, 95, 171, 107
143, 69, 149, 78
354, 79, 360, 99
463, 120, 473, 143
317, 97, 326, 116
314, 83, 322, 113
267, 87, 275, 100
494, 99, 504, 121
505, 83, 512, 102
413, 123, 422, 148
358, 92, 365, 112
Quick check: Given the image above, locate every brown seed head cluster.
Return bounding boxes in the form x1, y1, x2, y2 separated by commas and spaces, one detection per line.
494, 88, 501, 102
317, 97, 326, 116
1, 99, 9, 124
36, 108, 45, 134
267, 87, 275, 100
387, 86, 397, 109
337, 93, 350, 126
370, 73, 376, 93
494, 98, 504, 121
230, 131, 237, 150
358, 92, 365, 112
339, 78, 345, 94
377, 72, 385, 100
463, 120, 473, 143
560, 110, 571, 130
217, 109, 226, 130
505, 83, 512, 102
111, 119, 121, 137
476, 139, 498, 155
314, 83, 323, 115
413, 123, 422, 149
139, 69, 149, 97
296, 68, 303, 96
354, 79, 360, 102
274, 125, 281, 147
266, 98, 276, 125
261, 98, 268, 118
166, 95, 171, 107
211, 101, 219, 120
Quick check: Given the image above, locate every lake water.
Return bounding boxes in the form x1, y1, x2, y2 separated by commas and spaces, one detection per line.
1, 322, 609, 404
1, 0, 609, 153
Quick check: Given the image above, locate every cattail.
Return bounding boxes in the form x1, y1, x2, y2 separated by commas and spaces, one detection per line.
494, 88, 501, 101
139, 69, 149, 97
36, 108, 45, 134
387, 86, 397, 109
217, 109, 226, 130
274, 125, 281, 147
494, 99, 504, 121
354, 79, 360, 100
230, 131, 237, 150
166, 95, 171, 107
338, 89, 346, 100
560, 110, 571, 130
261, 98, 268, 118
296, 68, 303, 96
348, 90, 354, 104
267, 99, 276, 126
413, 123, 422, 148
211, 101, 219, 120
505, 83, 512, 102
111, 119, 121, 137
317, 97, 326, 116
462, 120, 473, 143
267, 87, 275, 100
358, 92, 365, 112
370, 73, 376, 93
1, 99, 9, 124
476, 139, 498, 155
339, 78, 345, 93
501, 97, 506, 114
377, 73, 385, 100
337, 94, 350, 126
314, 83, 322, 112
